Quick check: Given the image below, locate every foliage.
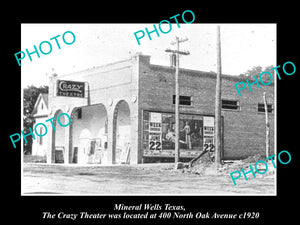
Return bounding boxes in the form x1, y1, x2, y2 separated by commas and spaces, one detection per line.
239, 65, 275, 83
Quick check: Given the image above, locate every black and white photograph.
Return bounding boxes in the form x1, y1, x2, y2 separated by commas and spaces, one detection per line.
20, 23, 276, 195
5, 5, 298, 225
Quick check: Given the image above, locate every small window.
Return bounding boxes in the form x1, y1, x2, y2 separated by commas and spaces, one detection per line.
77, 108, 82, 119
222, 99, 240, 110
41, 103, 43, 110
39, 127, 43, 145
105, 119, 108, 134
172, 95, 192, 106
258, 103, 273, 113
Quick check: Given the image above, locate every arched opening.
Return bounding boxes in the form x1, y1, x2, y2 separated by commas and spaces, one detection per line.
52, 109, 65, 163
78, 128, 92, 164
113, 100, 131, 164
70, 104, 108, 164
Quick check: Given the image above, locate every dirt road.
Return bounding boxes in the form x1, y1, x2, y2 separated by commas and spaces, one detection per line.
22, 163, 275, 195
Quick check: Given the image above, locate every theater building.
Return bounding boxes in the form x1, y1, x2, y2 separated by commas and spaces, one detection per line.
34, 53, 274, 164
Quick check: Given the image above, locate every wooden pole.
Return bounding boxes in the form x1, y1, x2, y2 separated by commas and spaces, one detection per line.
174, 37, 180, 164
263, 92, 270, 158
165, 37, 189, 165
214, 25, 222, 167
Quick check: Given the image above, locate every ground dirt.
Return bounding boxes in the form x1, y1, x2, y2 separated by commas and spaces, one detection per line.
184, 153, 275, 178
22, 154, 275, 195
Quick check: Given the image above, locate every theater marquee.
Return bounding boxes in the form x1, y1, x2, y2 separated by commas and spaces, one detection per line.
57, 80, 85, 98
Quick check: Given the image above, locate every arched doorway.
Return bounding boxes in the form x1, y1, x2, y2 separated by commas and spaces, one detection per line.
52, 109, 66, 163
70, 104, 108, 164
78, 128, 92, 164
113, 100, 131, 164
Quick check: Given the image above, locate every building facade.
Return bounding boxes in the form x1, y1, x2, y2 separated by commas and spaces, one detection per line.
37, 54, 274, 164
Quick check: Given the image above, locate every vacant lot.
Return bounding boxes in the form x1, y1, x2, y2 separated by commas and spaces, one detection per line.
22, 162, 275, 195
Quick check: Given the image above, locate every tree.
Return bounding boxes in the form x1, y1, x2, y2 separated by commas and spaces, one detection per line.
263, 65, 275, 83
239, 65, 275, 83
23, 85, 48, 154
239, 65, 262, 80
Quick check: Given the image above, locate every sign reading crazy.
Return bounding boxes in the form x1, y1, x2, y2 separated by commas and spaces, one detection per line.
57, 80, 85, 98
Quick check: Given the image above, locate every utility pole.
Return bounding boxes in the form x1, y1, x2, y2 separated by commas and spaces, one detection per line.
214, 25, 222, 167
263, 92, 270, 159
165, 37, 190, 164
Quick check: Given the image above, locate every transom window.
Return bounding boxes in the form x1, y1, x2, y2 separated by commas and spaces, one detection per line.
172, 95, 192, 106
221, 99, 240, 110
258, 103, 273, 113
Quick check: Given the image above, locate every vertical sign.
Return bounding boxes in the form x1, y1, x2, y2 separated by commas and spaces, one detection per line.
149, 112, 162, 151
203, 117, 215, 152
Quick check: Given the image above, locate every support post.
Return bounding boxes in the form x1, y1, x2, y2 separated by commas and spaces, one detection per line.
165, 37, 189, 165
263, 92, 270, 158
214, 25, 222, 167
174, 37, 180, 164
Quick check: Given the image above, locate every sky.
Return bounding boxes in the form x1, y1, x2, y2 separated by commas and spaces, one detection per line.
21, 23, 276, 88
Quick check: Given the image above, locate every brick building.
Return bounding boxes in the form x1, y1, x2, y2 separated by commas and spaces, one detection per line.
36, 53, 274, 164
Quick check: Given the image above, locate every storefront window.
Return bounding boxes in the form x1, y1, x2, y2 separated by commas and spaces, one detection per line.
143, 111, 215, 157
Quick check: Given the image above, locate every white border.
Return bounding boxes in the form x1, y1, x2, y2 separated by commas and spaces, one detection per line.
21, 23, 277, 196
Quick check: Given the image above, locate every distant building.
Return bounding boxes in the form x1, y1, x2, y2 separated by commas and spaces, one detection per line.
31, 93, 49, 156
32, 54, 275, 164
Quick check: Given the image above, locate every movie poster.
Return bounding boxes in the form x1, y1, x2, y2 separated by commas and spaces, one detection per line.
203, 116, 215, 152
149, 112, 162, 151
143, 111, 214, 157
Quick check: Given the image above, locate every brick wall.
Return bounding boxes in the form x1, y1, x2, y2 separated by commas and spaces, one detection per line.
138, 55, 275, 160
46, 53, 275, 164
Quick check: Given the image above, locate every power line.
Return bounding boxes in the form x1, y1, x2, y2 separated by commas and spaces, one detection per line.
165, 37, 190, 164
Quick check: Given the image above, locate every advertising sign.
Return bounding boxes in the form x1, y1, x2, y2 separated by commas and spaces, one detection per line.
149, 112, 162, 151
143, 111, 215, 158
203, 116, 215, 152
57, 80, 85, 98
